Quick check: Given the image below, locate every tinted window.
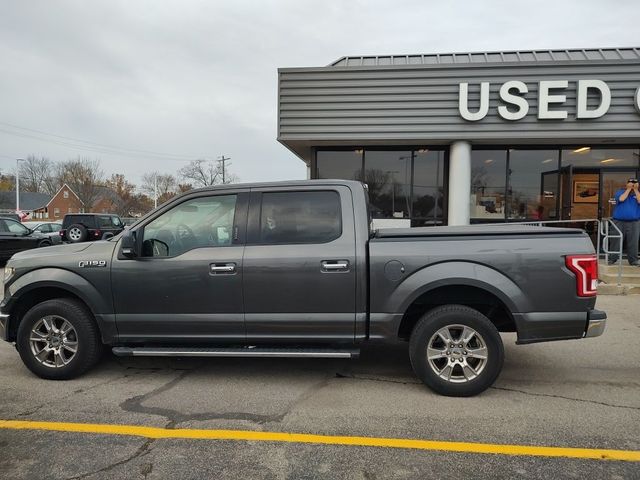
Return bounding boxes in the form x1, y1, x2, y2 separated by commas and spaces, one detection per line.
50, 223, 62, 232
5, 220, 29, 234
142, 195, 237, 257
111, 216, 123, 227
98, 216, 113, 228
508, 150, 559, 220
36, 224, 50, 233
316, 150, 363, 180
413, 150, 446, 226
364, 150, 412, 219
471, 150, 507, 221
259, 191, 341, 244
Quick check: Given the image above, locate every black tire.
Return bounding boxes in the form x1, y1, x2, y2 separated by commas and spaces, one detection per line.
38, 240, 52, 247
101, 232, 114, 240
16, 299, 104, 380
67, 224, 88, 243
409, 304, 504, 397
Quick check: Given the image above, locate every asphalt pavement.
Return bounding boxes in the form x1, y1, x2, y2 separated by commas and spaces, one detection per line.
0, 295, 639, 479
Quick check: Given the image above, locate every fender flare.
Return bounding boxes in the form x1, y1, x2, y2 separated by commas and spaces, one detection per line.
387, 261, 531, 316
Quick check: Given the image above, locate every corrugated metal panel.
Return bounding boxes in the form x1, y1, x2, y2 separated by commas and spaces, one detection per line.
278, 58, 640, 158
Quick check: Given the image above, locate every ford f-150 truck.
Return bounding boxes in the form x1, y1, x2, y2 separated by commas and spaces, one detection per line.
0, 180, 606, 396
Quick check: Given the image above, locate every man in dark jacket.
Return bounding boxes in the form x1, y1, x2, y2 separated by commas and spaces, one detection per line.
608, 178, 640, 266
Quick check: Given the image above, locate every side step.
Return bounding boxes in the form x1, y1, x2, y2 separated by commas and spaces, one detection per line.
112, 346, 359, 359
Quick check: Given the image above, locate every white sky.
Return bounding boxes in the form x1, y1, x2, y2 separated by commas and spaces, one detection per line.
0, 0, 639, 186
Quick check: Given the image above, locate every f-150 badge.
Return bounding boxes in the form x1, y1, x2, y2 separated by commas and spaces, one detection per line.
78, 260, 107, 268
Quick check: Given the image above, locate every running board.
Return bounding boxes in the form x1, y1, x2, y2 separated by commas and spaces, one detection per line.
112, 346, 359, 359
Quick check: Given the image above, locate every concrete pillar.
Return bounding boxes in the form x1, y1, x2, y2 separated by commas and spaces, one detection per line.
447, 141, 472, 226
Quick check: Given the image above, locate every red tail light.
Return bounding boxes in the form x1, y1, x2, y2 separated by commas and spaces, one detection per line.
565, 255, 598, 297
94, 229, 101, 237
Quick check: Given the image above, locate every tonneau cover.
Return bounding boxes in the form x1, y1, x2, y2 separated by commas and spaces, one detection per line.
374, 225, 584, 238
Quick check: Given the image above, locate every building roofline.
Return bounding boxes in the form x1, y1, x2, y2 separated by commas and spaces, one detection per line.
45, 183, 84, 208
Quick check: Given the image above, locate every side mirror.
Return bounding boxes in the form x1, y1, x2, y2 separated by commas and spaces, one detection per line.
121, 229, 138, 258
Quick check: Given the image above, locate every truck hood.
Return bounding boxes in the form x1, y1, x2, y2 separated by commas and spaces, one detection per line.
9, 241, 115, 264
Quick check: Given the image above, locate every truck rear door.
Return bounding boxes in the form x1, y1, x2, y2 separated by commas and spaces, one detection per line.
242, 185, 357, 342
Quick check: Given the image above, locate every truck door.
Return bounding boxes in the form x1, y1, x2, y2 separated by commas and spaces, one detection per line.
110, 191, 249, 343
242, 186, 357, 342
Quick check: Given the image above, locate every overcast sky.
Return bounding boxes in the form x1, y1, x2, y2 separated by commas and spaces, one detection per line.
0, 0, 639, 186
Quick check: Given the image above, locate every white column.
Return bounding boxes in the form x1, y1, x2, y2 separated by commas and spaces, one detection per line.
447, 141, 472, 226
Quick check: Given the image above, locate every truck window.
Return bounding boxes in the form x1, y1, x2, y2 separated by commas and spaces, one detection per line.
259, 191, 341, 244
141, 194, 237, 257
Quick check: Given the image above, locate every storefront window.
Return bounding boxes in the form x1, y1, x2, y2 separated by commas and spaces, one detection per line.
470, 150, 507, 221
413, 150, 445, 226
364, 150, 412, 219
316, 150, 363, 180
507, 150, 559, 220
561, 147, 640, 168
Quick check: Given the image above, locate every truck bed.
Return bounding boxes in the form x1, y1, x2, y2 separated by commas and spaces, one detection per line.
374, 225, 584, 238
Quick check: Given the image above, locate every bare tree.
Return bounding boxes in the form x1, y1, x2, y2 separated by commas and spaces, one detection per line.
56, 157, 104, 209
178, 159, 237, 188
141, 172, 177, 204
18, 155, 54, 193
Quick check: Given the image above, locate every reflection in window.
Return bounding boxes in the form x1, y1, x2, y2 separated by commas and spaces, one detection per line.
413, 150, 445, 226
470, 151, 506, 221
364, 151, 412, 219
562, 147, 640, 168
316, 150, 363, 180
142, 195, 237, 257
260, 191, 341, 244
508, 150, 559, 220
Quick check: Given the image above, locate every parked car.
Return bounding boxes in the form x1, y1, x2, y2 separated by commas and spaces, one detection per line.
0, 213, 21, 222
0, 180, 606, 396
22, 221, 63, 245
0, 218, 53, 264
60, 213, 125, 243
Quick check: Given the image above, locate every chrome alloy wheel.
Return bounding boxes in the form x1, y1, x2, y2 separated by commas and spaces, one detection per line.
426, 324, 488, 383
68, 227, 82, 241
29, 316, 78, 368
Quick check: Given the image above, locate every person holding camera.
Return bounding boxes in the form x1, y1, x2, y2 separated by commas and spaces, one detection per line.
608, 178, 640, 266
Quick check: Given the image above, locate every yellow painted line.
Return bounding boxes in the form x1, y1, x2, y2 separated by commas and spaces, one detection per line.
1, 419, 639, 462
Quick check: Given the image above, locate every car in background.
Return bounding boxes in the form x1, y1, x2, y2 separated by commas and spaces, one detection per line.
0, 218, 52, 265
22, 221, 63, 245
0, 213, 21, 222
60, 213, 125, 243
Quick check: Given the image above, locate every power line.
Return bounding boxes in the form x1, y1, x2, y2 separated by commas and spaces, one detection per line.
0, 120, 206, 161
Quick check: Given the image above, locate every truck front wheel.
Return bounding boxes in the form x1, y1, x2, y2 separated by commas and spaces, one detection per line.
16, 299, 103, 380
409, 304, 504, 397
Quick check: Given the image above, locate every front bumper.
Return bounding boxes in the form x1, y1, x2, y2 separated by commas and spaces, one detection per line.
584, 308, 607, 338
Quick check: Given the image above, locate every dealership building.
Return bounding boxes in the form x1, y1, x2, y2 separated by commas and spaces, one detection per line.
277, 48, 640, 227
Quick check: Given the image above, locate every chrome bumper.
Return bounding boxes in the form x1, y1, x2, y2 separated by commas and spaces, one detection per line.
584, 309, 607, 338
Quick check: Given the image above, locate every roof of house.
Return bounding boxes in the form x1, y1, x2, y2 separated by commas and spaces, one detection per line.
329, 47, 640, 67
0, 191, 52, 211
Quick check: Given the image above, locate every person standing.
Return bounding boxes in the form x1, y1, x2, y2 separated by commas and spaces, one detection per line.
608, 178, 640, 266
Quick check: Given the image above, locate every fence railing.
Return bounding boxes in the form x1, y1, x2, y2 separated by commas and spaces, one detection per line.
487, 218, 623, 286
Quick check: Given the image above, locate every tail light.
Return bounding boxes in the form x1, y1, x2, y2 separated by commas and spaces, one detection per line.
94, 229, 101, 237
565, 255, 598, 297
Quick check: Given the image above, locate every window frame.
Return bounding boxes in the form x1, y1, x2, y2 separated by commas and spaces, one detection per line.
247, 189, 343, 246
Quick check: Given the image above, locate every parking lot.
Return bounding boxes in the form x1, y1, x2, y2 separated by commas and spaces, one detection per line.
0, 295, 639, 479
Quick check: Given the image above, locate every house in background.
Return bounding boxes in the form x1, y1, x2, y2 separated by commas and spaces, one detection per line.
0, 191, 52, 219
31, 184, 83, 220
92, 186, 120, 214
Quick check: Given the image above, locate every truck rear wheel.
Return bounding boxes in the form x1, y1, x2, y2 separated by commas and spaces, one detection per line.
16, 299, 103, 380
409, 304, 504, 397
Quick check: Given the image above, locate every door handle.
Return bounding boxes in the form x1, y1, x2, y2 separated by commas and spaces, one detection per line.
210, 263, 236, 274
321, 260, 349, 272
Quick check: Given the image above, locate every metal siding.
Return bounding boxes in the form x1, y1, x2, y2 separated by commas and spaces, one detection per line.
278, 61, 640, 149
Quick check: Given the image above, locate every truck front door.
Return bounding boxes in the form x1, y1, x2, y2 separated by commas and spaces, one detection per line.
242, 186, 357, 342
111, 191, 248, 343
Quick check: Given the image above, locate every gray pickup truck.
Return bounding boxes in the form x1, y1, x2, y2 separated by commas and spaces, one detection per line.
0, 180, 606, 396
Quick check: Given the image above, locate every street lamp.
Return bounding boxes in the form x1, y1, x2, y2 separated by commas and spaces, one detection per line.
15, 158, 24, 215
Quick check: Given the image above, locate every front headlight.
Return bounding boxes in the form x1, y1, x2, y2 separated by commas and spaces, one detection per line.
3, 266, 15, 283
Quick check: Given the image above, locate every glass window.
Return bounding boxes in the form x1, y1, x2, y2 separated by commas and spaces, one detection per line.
63, 190, 69, 198
562, 147, 640, 168
5, 220, 29, 234
260, 191, 341, 244
51, 223, 62, 232
142, 195, 237, 257
470, 150, 507, 221
111, 216, 123, 227
364, 150, 412, 219
36, 224, 51, 233
316, 150, 363, 181
413, 150, 446, 226
507, 150, 559, 220
98, 216, 113, 228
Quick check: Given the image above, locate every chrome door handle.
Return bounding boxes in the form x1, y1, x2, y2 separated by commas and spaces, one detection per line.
321, 260, 349, 272
210, 263, 236, 274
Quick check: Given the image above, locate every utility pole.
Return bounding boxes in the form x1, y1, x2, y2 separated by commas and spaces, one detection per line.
218, 155, 231, 184
16, 158, 24, 215
154, 172, 158, 209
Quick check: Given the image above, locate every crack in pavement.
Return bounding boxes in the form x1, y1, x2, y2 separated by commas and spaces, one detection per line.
335, 372, 421, 385
119, 368, 333, 427
490, 386, 640, 411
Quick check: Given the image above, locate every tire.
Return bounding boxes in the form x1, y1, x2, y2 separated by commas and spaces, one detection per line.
67, 224, 87, 243
101, 232, 114, 240
16, 299, 104, 380
409, 304, 504, 397
38, 240, 52, 247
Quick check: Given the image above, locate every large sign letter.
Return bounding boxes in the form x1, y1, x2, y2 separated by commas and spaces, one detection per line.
538, 80, 568, 119
576, 80, 611, 119
635, 86, 640, 114
498, 81, 529, 120
459, 82, 489, 121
